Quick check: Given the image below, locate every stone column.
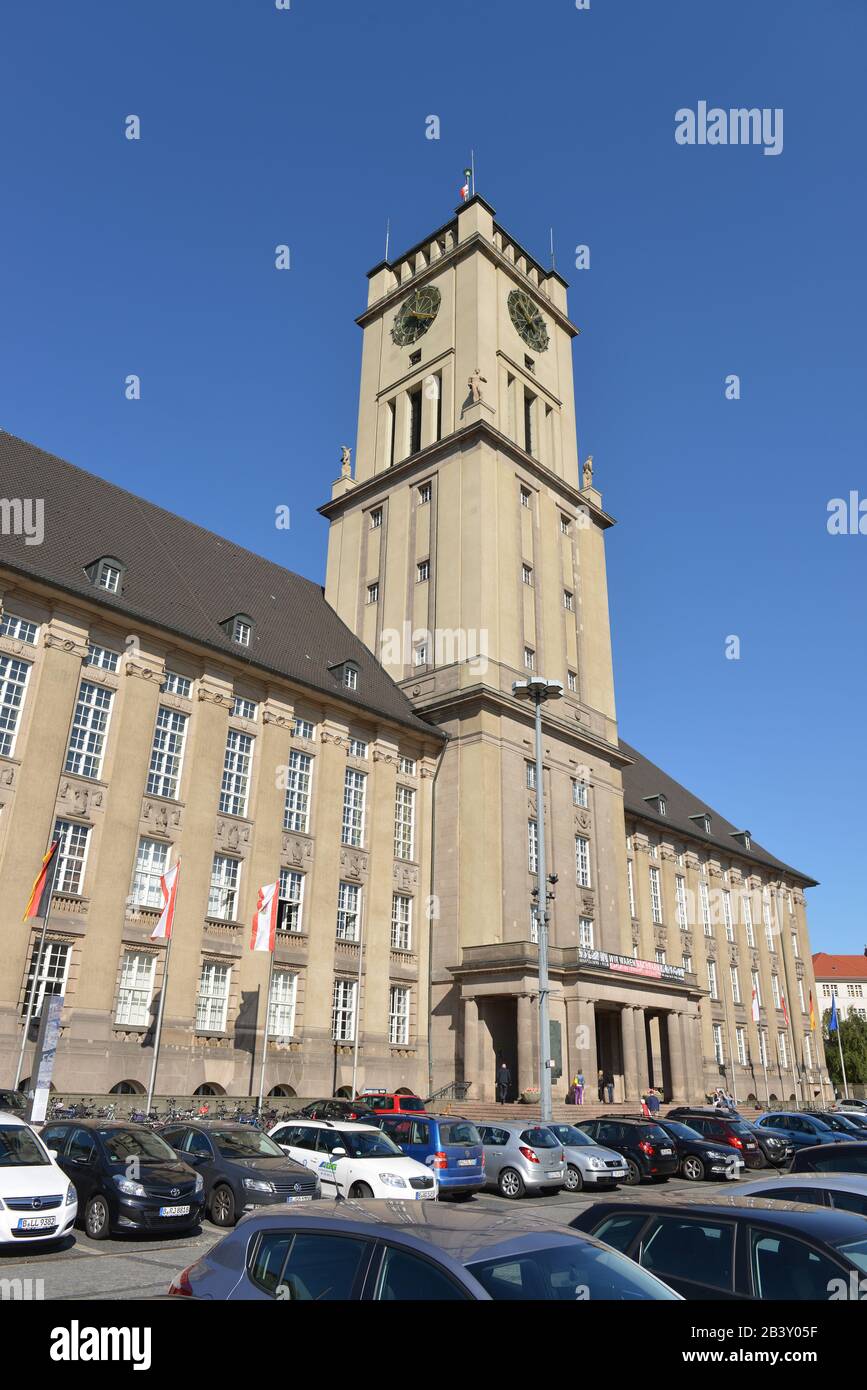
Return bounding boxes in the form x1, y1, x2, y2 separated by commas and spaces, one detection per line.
517, 993, 534, 1098
633, 1007, 650, 1093
667, 1011, 688, 1104
575, 996, 597, 1093
463, 996, 479, 1091
621, 1006, 638, 1104
679, 1010, 695, 1103
648, 1014, 664, 1090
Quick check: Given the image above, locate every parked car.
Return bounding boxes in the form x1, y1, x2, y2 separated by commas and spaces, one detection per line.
0, 1117, 77, 1245
356, 1091, 426, 1115
478, 1122, 566, 1199
268, 1119, 437, 1200
834, 1099, 867, 1114
574, 1118, 679, 1185
664, 1109, 764, 1170
830, 1107, 867, 1131
39, 1120, 202, 1239
292, 1099, 379, 1123
375, 1113, 485, 1198
572, 1193, 867, 1300
737, 1172, 867, 1216
159, 1121, 319, 1226
810, 1110, 867, 1136
168, 1199, 682, 1300
0, 1088, 28, 1119
737, 1119, 793, 1168
754, 1111, 854, 1152
652, 1117, 743, 1182
546, 1123, 628, 1192
790, 1141, 867, 1175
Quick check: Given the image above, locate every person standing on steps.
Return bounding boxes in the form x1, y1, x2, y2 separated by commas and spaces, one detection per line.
496, 1058, 511, 1104
597, 1068, 604, 1102
603, 1069, 615, 1104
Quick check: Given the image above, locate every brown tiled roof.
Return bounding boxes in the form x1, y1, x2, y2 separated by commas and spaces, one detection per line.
619, 739, 817, 886
812, 953, 867, 980
0, 431, 438, 738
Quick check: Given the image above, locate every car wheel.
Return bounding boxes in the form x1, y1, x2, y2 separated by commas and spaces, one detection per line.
498, 1168, 525, 1199
84, 1195, 111, 1240
564, 1164, 584, 1193
210, 1184, 236, 1227
681, 1154, 706, 1181
624, 1159, 642, 1186
349, 1182, 374, 1199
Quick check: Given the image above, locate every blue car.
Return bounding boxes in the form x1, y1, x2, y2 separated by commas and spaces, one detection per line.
376, 1113, 486, 1198
754, 1111, 853, 1150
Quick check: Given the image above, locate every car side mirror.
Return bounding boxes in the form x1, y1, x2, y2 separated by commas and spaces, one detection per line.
331, 1147, 346, 1158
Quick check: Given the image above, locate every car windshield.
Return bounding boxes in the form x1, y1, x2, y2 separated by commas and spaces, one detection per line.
661, 1121, 703, 1141
836, 1239, 867, 1274
467, 1241, 681, 1302
340, 1129, 404, 1159
213, 1129, 285, 1158
0, 1125, 48, 1167
0, 1092, 27, 1115
100, 1128, 177, 1163
549, 1125, 594, 1147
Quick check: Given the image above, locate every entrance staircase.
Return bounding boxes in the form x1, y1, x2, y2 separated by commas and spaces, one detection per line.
432, 1100, 666, 1123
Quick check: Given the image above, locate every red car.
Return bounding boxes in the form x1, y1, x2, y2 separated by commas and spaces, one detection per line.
357, 1091, 426, 1115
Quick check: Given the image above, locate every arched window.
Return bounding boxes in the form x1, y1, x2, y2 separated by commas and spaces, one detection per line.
110, 1080, 145, 1095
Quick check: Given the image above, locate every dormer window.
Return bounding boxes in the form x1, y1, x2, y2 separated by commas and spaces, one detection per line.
644, 794, 667, 817
330, 660, 360, 691
732, 829, 752, 851
85, 556, 125, 595
690, 812, 712, 835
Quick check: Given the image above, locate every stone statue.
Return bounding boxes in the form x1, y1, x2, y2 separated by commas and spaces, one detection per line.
468, 367, 487, 403
340, 445, 352, 478
583, 455, 593, 489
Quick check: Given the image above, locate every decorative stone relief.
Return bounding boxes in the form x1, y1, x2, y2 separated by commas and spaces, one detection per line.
43, 631, 88, 659
215, 820, 251, 853
574, 810, 591, 832
631, 832, 650, 856
681, 932, 693, 953
141, 800, 182, 833
373, 748, 398, 765
125, 659, 162, 683
0, 763, 16, 788
339, 848, 369, 880
580, 891, 595, 916
198, 682, 230, 706
684, 851, 702, 872
0, 635, 28, 658
393, 862, 420, 891
282, 834, 313, 866
631, 922, 641, 946
263, 706, 293, 728
58, 780, 104, 817
708, 862, 723, 878
659, 844, 677, 862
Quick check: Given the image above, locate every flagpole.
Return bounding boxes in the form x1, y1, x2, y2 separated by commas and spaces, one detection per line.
835, 1014, 849, 1100
146, 932, 173, 1113
14, 844, 62, 1090
257, 949, 275, 1112
350, 910, 365, 1099
470, 149, 475, 198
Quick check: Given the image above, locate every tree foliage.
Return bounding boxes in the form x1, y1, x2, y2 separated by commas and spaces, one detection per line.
822, 1009, 867, 1087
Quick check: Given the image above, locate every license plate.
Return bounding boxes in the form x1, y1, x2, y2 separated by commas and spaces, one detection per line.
158, 1205, 190, 1217
660, 1148, 673, 1155
550, 1170, 564, 1178
285, 1195, 312, 1204
415, 1189, 436, 1200
457, 1159, 477, 1167
611, 1169, 627, 1177
17, 1216, 56, 1231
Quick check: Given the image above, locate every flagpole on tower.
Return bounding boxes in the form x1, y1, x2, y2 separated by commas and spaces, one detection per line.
550, 228, 556, 271
470, 149, 475, 197
385, 217, 391, 262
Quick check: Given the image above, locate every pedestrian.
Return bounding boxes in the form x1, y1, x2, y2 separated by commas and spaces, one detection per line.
496, 1058, 511, 1104
597, 1068, 604, 1102
603, 1069, 615, 1104
645, 1087, 661, 1118
576, 1070, 585, 1105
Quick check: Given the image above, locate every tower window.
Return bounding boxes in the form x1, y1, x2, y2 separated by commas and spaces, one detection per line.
524, 647, 535, 671
409, 385, 423, 455
432, 371, 443, 441
522, 563, 533, 586
564, 590, 574, 611
414, 643, 428, 667
366, 582, 379, 604
523, 390, 535, 455
560, 515, 570, 535
524, 355, 535, 373
417, 559, 429, 583
567, 671, 577, 692
520, 486, 531, 509
409, 350, 421, 366
388, 400, 397, 468
370, 508, 382, 529
418, 481, 432, 504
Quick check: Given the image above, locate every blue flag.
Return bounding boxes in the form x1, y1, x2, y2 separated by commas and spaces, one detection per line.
829, 994, 839, 1033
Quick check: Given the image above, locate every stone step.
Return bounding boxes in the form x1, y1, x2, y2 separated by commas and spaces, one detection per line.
434, 1100, 659, 1122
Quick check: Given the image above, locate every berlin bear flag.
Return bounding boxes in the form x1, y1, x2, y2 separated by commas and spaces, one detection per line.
150, 860, 180, 940
251, 882, 278, 952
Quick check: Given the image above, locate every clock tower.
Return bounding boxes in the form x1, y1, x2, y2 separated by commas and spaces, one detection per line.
321, 195, 633, 1099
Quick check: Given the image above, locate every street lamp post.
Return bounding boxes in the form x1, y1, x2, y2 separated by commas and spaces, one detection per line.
513, 677, 563, 1124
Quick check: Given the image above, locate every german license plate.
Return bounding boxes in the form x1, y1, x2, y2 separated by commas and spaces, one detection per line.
17, 1216, 55, 1231
458, 1159, 477, 1167
611, 1169, 627, 1178
159, 1205, 190, 1217
660, 1148, 673, 1155
285, 1195, 312, 1203
415, 1189, 436, 1200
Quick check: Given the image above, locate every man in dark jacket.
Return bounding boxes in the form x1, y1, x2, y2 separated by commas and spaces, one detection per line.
496, 1059, 511, 1104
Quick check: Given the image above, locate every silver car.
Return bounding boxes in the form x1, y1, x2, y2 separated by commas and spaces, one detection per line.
737, 1171, 867, 1216
547, 1123, 629, 1192
478, 1122, 566, 1199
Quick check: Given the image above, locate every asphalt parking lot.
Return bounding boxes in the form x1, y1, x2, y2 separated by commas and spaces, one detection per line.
0, 1174, 739, 1300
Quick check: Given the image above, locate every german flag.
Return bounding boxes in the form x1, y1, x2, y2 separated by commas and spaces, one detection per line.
23, 839, 60, 921
809, 989, 817, 1031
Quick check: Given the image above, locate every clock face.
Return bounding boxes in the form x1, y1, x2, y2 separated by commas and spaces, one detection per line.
507, 289, 550, 352
391, 285, 442, 346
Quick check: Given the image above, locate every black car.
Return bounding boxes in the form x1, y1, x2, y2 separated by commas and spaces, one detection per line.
651, 1118, 742, 1182
39, 1120, 204, 1239
0, 1089, 28, 1118
292, 1099, 379, 1123
790, 1141, 867, 1175
575, 1118, 679, 1184
160, 1121, 319, 1226
573, 1193, 867, 1300
808, 1110, 867, 1138
663, 1108, 764, 1170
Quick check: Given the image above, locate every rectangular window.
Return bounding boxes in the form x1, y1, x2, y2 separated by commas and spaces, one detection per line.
798, 978, 807, 1012
730, 965, 741, 1005
771, 974, 781, 1009
336, 881, 361, 941
759, 1029, 769, 1067
232, 618, 251, 647
348, 737, 368, 759
86, 643, 119, 672
409, 385, 423, 455
707, 960, 719, 1000
97, 562, 121, 593
778, 1030, 789, 1069
736, 1027, 748, 1067
572, 778, 588, 808
283, 750, 312, 833
391, 894, 412, 951
655, 949, 666, 966
649, 866, 662, 924
366, 582, 379, 604
21, 940, 71, 1019
341, 768, 366, 847
763, 894, 775, 950
575, 835, 591, 887
579, 917, 594, 949
528, 819, 539, 874
414, 643, 428, 667
713, 1023, 724, 1065
115, 951, 156, 1027
208, 855, 240, 921
520, 486, 531, 509
388, 400, 397, 467
675, 874, 689, 930
522, 563, 533, 585
196, 961, 230, 1032
219, 729, 254, 817
1, 613, 38, 644
523, 389, 535, 454
370, 507, 383, 529
682, 954, 693, 974
627, 859, 636, 917
567, 671, 577, 692
791, 931, 800, 958
269, 971, 297, 1038
292, 717, 315, 741
526, 761, 537, 790
146, 707, 188, 800
277, 869, 304, 933
563, 590, 574, 611
523, 647, 535, 671
332, 978, 357, 1042
0, 656, 31, 757
723, 890, 734, 941
417, 559, 429, 583
161, 670, 192, 697
418, 481, 432, 504
343, 665, 358, 690
743, 894, 755, 946
752, 970, 762, 1009
394, 785, 415, 860
53, 819, 90, 894
700, 880, 712, 935
65, 681, 113, 779
231, 696, 257, 721
803, 1033, 813, 1070
389, 985, 410, 1046
131, 837, 169, 908
398, 756, 416, 776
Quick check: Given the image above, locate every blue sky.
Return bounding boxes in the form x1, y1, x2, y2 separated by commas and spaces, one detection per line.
1, 1, 864, 952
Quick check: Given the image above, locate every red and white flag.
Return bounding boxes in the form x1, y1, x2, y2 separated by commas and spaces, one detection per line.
151, 860, 180, 940
781, 993, 790, 1027
251, 881, 279, 953
751, 987, 760, 1023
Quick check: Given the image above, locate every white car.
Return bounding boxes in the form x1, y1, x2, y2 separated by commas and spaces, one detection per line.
268, 1119, 438, 1201
0, 1116, 77, 1245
